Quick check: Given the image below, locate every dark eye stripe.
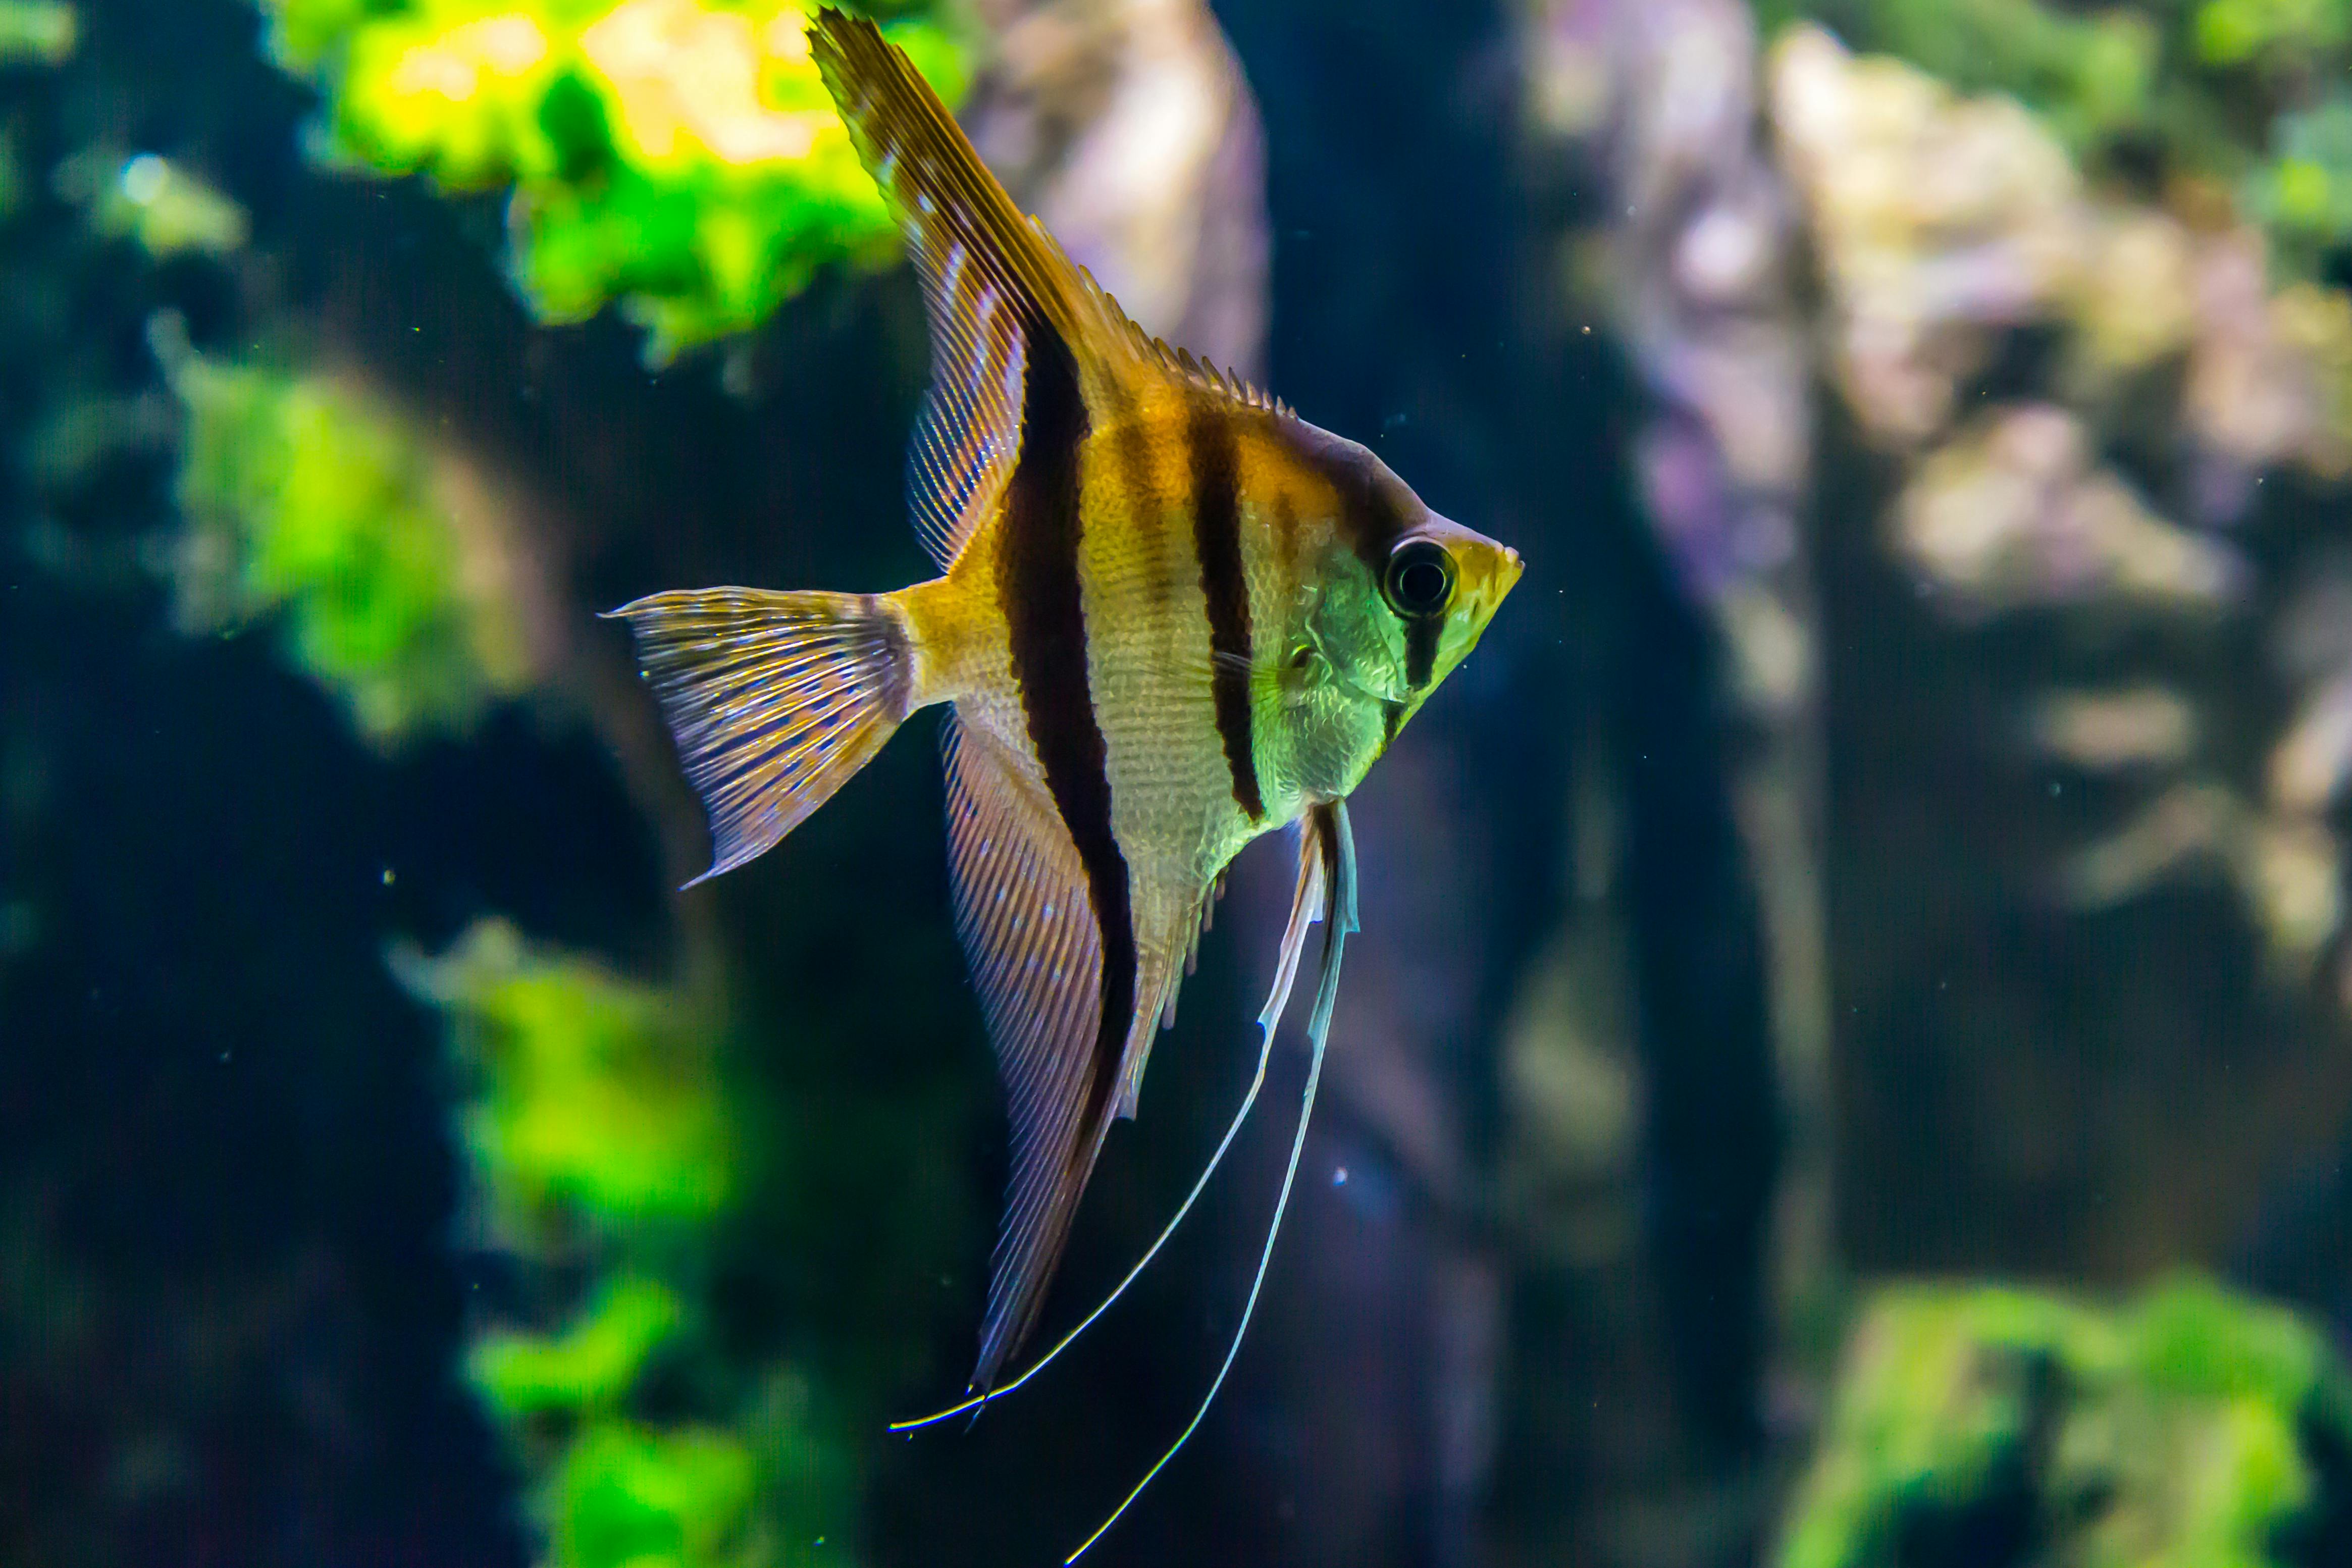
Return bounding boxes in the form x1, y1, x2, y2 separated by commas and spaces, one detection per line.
1382, 540, 1453, 690
1404, 616, 1441, 690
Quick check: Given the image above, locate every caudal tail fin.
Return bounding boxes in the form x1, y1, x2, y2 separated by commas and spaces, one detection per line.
605, 587, 914, 886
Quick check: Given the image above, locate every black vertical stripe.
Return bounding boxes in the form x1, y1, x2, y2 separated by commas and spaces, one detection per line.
997, 321, 1135, 1139
1188, 405, 1264, 821
1404, 616, 1441, 690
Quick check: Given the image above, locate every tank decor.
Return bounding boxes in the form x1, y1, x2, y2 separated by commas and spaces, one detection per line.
1760, 0, 2352, 286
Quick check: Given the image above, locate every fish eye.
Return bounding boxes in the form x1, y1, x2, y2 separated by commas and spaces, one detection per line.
1382, 538, 1455, 617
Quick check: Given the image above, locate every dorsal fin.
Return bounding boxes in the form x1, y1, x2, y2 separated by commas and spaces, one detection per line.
812, 10, 1088, 339
809, 10, 1290, 567
817, 9, 1194, 568
1070, 263, 1295, 418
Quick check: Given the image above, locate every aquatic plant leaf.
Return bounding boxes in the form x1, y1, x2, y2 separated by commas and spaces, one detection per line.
1776, 1277, 2352, 1568
259, 0, 974, 359
167, 349, 531, 746
0, 1, 75, 65
399, 920, 731, 1231
558, 1420, 757, 1568
471, 1276, 685, 1418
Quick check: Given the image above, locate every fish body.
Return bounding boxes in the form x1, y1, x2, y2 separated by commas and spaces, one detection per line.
612, 9, 1519, 1414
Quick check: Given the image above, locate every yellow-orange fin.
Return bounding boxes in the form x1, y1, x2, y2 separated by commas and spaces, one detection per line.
940, 714, 1207, 1390
604, 588, 912, 885
1073, 262, 1293, 417
811, 9, 1091, 568
809, 9, 1287, 567
812, 10, 1086, 337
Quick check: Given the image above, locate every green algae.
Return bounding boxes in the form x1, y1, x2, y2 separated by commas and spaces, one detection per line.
472, 1276, 688, 1417
165, 337, 532, 747
258, 0, 970, 360
556, 1420, 760, 1568
1779, 1276, 2352, 1568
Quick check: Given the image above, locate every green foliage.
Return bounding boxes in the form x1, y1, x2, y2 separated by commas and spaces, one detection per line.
2193, 0, 2351, 67
472, 1276, 686, 1416
1779, 1276, 2352, 1568
1765, 0, 2352, 280
257, 0, 971, 360
557, 1421, 760, 1568
401, 919, 731, 1232
167, 340, 532, 746
400, 919, 894, 1565
0, 2, 75, 65
79, 153, 250, 257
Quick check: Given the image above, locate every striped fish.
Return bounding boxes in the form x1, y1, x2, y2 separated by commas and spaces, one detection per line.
609, 10, 1520, 1553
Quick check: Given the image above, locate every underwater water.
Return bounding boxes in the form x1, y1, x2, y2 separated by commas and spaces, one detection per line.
8, 1, 2352, 1566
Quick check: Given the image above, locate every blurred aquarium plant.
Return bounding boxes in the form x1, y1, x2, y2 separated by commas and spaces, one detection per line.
161, 327, 537, 748
66, 151, 250, 258
255, 0, 970, 360
0, 0, 74, 65
397, 920, 849, 1568
393, 909, 968, 1567
1779, 1276, 2352, 1568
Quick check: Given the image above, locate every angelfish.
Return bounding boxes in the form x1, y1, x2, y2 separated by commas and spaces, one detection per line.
608, 11, 1521, 1556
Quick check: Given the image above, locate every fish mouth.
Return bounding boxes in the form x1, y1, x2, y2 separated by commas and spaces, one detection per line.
1497, 545, 1525, 598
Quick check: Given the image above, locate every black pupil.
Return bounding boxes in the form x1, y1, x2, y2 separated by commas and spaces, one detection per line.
1390, 546, 1452, 613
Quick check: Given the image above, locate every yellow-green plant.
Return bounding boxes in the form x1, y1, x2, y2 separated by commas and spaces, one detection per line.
257, 0, 970, 360
166, 337, 533, 746
409, 919, 733, 1234
398, 920, 875, 1568
1780, 1276, 2352, 1568
0, 1, 75, 65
